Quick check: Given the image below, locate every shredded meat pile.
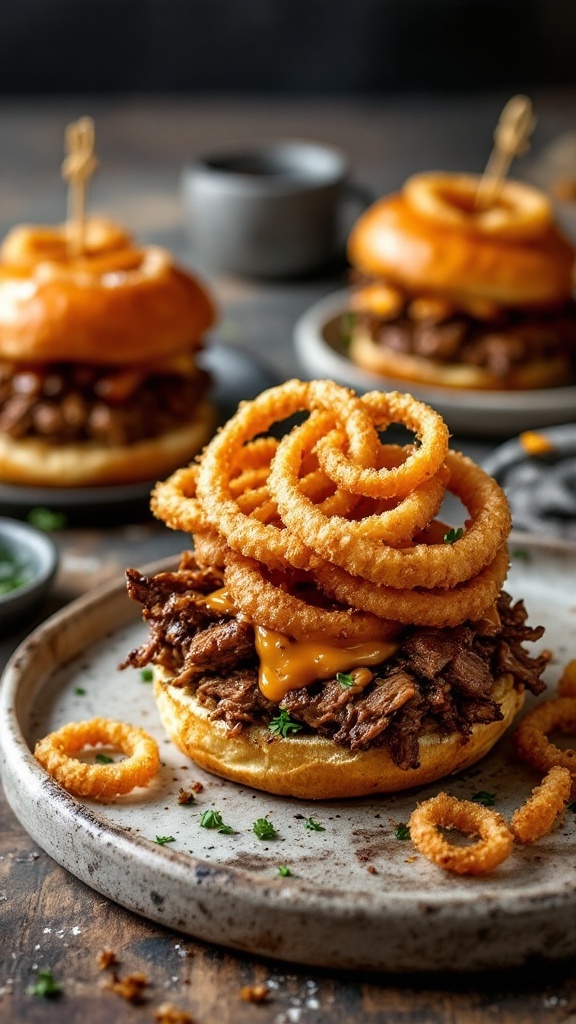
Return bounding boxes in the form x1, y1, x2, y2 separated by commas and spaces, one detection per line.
358, 300, 576, 383
123, 555, 549, 771
0, 362, 209, 445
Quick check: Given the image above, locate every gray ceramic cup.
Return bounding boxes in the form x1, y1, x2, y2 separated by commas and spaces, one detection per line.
181, 140, 370, 278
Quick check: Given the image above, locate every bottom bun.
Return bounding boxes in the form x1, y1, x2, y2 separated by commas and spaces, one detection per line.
0, 399, 216, 487
153, 667, 524, 799
350, 325, 570, 391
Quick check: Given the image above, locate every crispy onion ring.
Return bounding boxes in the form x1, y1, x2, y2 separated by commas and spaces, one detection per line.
196, 380, 380, 571
408, 792, 514, 874
224, 552, 399, 643
314, 544, 510, 628
315, 390, 449, 499
34, 718, 160, 801
274, 446, 509, 590
193, 529, 228, 568
511, 766, 572, 844
514, 697, 576, 779
558, 659, 576, 699
269, 411, 449, 550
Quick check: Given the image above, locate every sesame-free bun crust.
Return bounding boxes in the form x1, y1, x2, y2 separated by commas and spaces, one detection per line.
350, 323, 572, 391
0, 220, 215, 364
153, 668, 523, 799
0, 398, 216, 487
348, 192, 575, 309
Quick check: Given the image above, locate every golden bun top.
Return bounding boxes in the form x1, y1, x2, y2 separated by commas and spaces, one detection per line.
0, 217, 215, 364
348, 173, 575, 308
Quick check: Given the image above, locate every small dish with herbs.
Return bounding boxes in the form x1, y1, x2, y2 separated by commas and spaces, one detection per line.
0, 518, 58, 633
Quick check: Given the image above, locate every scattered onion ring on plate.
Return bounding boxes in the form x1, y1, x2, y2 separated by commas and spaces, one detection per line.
510, 766, 572, 844
408, 792, 514, 875
34, 718, 160, 801
514, 697, 576, 780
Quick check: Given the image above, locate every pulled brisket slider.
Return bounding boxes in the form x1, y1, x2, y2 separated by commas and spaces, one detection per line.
122, 380, 549, 799
347, 173, 576, 389
0, 218, 215, 486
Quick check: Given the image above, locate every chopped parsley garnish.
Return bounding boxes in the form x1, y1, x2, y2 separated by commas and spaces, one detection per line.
277, 865, 292, 877
472, 790, 496, 807
304, 817, 325, 832
140, 667, 154, 683
253, 818, 277, 841
443, 527, 464, 544
74, 687, 86, 696
200, 809, 235, 834
511, 548, 532, 563
29, 969, 62, 998
268, 708, 303, 738
395, 823, 411, 841
26, 507, 67, 532
0, 545, 31, 595
155, 835, 175, 845
337, 672, 355, 689
95, 753, 114, 764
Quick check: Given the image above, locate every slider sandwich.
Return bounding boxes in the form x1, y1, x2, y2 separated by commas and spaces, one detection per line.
124, 381, 548, 798
346, 173, 576, 389
0, 217, 215, 486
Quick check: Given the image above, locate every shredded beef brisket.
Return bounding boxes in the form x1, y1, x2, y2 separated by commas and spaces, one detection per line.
123, 556, 549, 771
0, 360, 210, 445
358, 297, 576, 383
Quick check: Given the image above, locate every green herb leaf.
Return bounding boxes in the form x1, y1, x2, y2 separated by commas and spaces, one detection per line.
336, 672, 355, 689
277, 865, 292, 877
0, 544, 31, 594
29, 970, 62, 998
395, 823, 410, 841
155, 835, 175, 845
74, 687, 86, 696
443, 527, 464, 544
268, 708, 303, 738
253, 818, 277, 841
511, 548, 532, 563
472, 790, 496, 807
95, 753, 114, 764
304, 817, 325, 832
140, 667, 154, 682
26, 507, 67, 532
200, 809, 235, 834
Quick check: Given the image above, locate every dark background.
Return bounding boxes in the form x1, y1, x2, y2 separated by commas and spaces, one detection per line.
1, 0, 575, 94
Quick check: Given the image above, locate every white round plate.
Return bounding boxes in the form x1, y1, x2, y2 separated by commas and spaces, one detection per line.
1, 540, 576, 972
294, 290, 576, 438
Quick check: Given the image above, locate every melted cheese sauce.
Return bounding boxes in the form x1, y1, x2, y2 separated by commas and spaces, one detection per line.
254, 626, 397, 702
201, 587, 397, 702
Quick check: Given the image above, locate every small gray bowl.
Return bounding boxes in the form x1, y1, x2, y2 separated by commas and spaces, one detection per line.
0, 518, 58, 635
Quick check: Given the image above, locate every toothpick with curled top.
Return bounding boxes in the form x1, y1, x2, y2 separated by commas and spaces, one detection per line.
61, 116, 99, 257
476, 95, 536, 209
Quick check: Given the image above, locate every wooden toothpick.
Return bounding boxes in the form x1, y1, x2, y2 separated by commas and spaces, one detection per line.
61, 117, 98, 257
476, 95, 536, 209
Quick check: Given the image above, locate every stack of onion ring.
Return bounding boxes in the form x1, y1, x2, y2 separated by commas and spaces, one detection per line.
152, 379, 511, 638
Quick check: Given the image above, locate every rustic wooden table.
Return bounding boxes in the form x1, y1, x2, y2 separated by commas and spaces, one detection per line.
1, 94, 576, 1022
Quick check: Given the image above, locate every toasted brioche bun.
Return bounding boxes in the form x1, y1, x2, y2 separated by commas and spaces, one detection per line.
0, 219, 215, 364
0, 398, 216, 487
153, 667, 523, 799
348, 189, 575, 309
350, 323, 572, 391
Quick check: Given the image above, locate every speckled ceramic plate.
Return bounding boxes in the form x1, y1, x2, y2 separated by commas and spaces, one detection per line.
1, 540, 576, 972
294, 290, 576, 438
